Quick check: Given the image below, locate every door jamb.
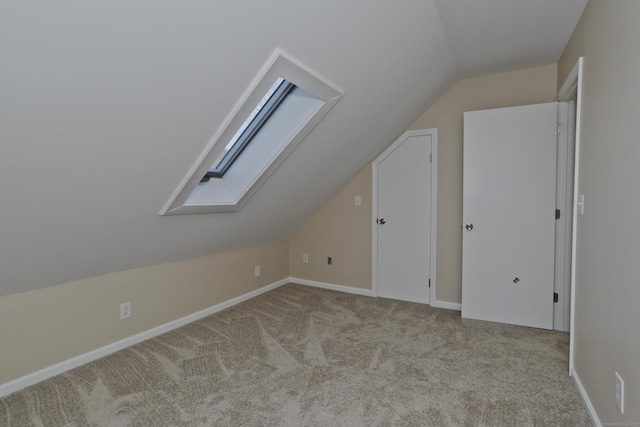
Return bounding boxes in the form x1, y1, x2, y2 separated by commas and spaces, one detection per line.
371, 128, 438, 305
554, 102, 576, 332
557, 57, 584, 373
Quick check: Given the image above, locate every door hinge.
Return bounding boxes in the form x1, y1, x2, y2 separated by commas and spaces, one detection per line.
428, 279, 431, 288
553, 292, 559, 303
555, 209, 561, 220
429, 152, 432, 163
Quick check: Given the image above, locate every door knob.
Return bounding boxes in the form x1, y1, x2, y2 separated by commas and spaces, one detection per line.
465, 223, 473, 231
378, 218, 386, 225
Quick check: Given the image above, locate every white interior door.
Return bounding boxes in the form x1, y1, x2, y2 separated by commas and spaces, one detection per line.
376, 132, 432, 304
462, 103, 557, 329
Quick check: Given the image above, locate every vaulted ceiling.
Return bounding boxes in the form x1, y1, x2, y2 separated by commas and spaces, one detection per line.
0, 0, 587, 296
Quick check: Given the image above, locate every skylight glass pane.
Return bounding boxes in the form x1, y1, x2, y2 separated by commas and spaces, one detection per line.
207, 77, 291, 178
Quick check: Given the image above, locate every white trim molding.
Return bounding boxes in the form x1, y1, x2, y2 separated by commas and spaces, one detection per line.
431, 300, 462, 311
0, 278, 289, 398
289, 277, 374, 297
553, 101, 575, 333
290, 277, 459, 310
558, 57, 584, 373
571, 366, 602, 427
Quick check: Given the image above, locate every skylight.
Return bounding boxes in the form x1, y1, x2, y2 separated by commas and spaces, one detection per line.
159, 50, 343, 215
203, 77, 294, 180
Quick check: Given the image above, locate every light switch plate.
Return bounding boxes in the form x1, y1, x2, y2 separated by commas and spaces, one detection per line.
615, 371, 625, 414
577, 193, 585, 215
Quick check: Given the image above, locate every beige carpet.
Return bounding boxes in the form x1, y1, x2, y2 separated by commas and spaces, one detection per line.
1, 283, 592, 426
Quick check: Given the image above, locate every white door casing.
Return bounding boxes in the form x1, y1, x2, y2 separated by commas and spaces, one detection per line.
372, 129, 437, 305
554, 101, 576, 332
462, 103, 557, 329
557, 57, 584, 373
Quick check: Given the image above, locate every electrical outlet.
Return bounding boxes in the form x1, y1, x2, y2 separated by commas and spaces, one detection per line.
120, 302, 131, 320
615, 371, 625, 414
255, 265, 261, 277
354, 195, 361, 206
327, 256, 332, 265
303, 253, 309, 263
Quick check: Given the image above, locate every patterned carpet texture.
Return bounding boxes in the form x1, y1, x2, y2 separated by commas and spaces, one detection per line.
1, 284, 592, 426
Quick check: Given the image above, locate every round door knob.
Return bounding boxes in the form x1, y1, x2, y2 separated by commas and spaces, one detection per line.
378, 218, 386, 225
465, 223, 473, 231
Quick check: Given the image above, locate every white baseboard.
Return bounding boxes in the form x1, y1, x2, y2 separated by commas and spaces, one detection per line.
0, 278, 289, 398
289, 278, 459, 311
431, 300, 462, 311
570, 366, 601, 427
289, 277, 374, 297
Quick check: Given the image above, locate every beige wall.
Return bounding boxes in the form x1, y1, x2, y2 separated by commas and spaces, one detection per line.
291, 66, 557, 302
289, 165, 372, 289
411, 64, 558, 302
558, 0, 640, 422
0, 240, 289, 384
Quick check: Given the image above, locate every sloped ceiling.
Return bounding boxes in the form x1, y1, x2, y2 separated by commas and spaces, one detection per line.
0, 0, 587, 296
435, 0, 588, 77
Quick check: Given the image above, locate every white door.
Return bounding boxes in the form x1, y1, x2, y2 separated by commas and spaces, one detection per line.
462, 103, 557, 329
376, 132, 432, 304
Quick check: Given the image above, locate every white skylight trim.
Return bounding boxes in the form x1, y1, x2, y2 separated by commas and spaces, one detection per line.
159, 49, 343, 215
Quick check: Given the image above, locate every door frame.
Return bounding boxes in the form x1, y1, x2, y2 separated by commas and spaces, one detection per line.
554, 101, 575, 332
557, 57, 584, 373
371, 128, 438, 304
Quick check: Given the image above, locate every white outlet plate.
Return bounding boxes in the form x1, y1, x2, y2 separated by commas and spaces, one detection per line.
577, 193, 585, 215
303, 253, 309, 263
615, 371, 625, 414
354, 195, 361, 206
120, 302, 131, 320
255, 265, 261, 277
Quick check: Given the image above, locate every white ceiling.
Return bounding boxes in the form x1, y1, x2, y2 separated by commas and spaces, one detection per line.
0, 0, 588, 296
